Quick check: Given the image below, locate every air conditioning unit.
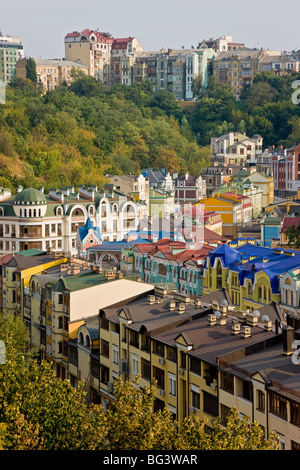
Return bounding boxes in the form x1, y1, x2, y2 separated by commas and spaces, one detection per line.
159, 357, 165, 365
210, 383, 217, 391
179, 368, 185, 375
159, 389, 165, 396
189, 406, 195, 413
107, 382, 113, 393
119, 359, 128, 374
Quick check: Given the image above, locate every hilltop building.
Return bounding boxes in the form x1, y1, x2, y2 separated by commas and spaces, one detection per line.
0, 31, 24, 84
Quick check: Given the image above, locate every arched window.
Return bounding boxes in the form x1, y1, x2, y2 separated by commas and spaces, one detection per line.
73, 207, 84, 217
0, 208, 3, 216
29, 209, 32, 218
33, 209, 36, 217
158, 263, 167, 276
78, 332, 84, 344
57, 341, 63, 354
85, 335, 90, 348
57, 207, 62, 216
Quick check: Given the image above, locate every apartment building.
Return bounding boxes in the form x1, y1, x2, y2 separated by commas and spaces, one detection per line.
65, 29, 114, 83
194, 193, 246, 238
0, 31, 24, 84
218, 311, 300, 450
213, 49, 265, 98
0, 250, 67, 321
110, 37, 144, 86
69, 286, 299, 441
27, 265, 153, 380
211, 132, 263, 165
197, 35, 245, 53
271, 144, 300, 198
16, 58, 88, 91
0, 185, 146, 257
173, 173, 206, 205
105, 174, 150, 207
202, 239, 300, 314
259, 54, 299, 76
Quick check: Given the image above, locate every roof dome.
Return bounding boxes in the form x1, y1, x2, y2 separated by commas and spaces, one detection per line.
14, 188, 47, 204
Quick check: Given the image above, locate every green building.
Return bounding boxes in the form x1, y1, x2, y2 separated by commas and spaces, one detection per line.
0, 33, 24, 84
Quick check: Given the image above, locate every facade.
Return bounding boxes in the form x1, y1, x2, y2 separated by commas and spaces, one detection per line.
271, 144, 300, 198
259, 54, 299, 76
173, 173, 206, 205
0, 32, 24, 84
211, 132, 263, 165
201, 163, 243, 196
197, 35, 245, 52
212, 49, 266, 98
68, 284, 300, 449
16, 58, 88, 91
202, 239, 300, 313
105, 174, 149, 207
194, 193, 244, 238
148, 188, 177, 218
110, 37, 144, 86
132, 238, 214, 296
29, 267, 153, 381
0, 185, 146, 257
64, 29, 114, 83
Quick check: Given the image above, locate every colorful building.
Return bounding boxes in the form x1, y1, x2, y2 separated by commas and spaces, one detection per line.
202, 240, 300, 313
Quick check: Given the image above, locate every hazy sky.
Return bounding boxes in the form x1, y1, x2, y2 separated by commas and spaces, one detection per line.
1, 0, 300, 59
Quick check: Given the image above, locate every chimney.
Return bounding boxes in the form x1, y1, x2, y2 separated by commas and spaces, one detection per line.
241, 325, 251, 338
177, 303, 186, 314
148, 295, 155, 304
231, 320, 241, 335
246, 313, 259, 327
169, 300, 176, 311
282, 325, 295, 355
264, 319, 273, 332
208, 314, 217, 326
194, 299, 202, 308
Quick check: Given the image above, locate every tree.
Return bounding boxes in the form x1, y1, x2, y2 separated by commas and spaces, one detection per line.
285, 222, 300, 249
25, 58, 37, 84
191, 73, 203, 98
0, 317, 279, 451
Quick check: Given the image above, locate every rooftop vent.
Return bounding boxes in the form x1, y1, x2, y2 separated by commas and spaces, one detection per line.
169, 300, 176, 311
147, 295, 155, 304
241, 325, 251, 338
177, 303, 186, 314
208, 314, 217, 326
194, 299, 202, 308
231, 320, 241, 335
246, 313, 259, 327
264, 319, 273, 331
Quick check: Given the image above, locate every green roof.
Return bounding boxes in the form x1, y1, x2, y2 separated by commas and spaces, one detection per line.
16, 249, 47, 256
15, 188, 47, 204
51, 271, 133, 293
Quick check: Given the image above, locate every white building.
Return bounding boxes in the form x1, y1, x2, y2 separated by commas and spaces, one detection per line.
0, 185, 147, 256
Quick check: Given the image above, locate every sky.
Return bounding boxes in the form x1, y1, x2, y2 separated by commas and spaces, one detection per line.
1, 0, 300, 59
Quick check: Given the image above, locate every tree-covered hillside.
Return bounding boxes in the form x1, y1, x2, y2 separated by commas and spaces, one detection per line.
0, 71, 299, 193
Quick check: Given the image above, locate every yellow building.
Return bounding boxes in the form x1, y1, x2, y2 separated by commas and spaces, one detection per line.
16, 58, 88, 91
0, 250, 67, 324
213, 49, 266, 99
194, 194, 243, 238
240, 171, 274, 208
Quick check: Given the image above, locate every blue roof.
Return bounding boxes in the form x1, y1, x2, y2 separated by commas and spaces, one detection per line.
78, 218, 101, 241
208, 242, 300, 294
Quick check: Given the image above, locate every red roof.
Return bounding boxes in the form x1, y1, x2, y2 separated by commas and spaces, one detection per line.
65, 29, 114, 43
280, 217, 300, 233
112, 37, 135, 49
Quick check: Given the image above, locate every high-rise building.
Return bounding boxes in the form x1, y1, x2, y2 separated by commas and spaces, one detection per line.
0, 31, 24, 84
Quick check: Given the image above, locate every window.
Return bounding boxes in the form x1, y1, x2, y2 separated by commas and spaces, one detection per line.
101, 339, 109, 358
166, 346, 177, 363
141, 358, 151, 380
112, 345, 119, 365
100, 365, 109, 385
221, 371, 234, 394
257, 389, 265, 411
168, 373, 176, 397
190, 357, 201, 375
291, 401, 300, 426
153, 340, 164, 357
242, 381, 252, 401
153, 366, 164, 390
180, 352, 186, 369
269, 392, 287, 420
220, 404, 231, 425
132, 353, 138, 376
203, 391, 218, 416
192, 387, 200, 410
100, 316, 109, 330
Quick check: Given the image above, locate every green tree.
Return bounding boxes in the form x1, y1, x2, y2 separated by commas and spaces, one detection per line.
25, 58, 37, 84
285, 222, 300, 248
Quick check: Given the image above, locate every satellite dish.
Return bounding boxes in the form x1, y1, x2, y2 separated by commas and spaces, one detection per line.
215, 311, 221, 318
221, 299, 228, 306
253, 310, 260, 317
261, 315, 270, 322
